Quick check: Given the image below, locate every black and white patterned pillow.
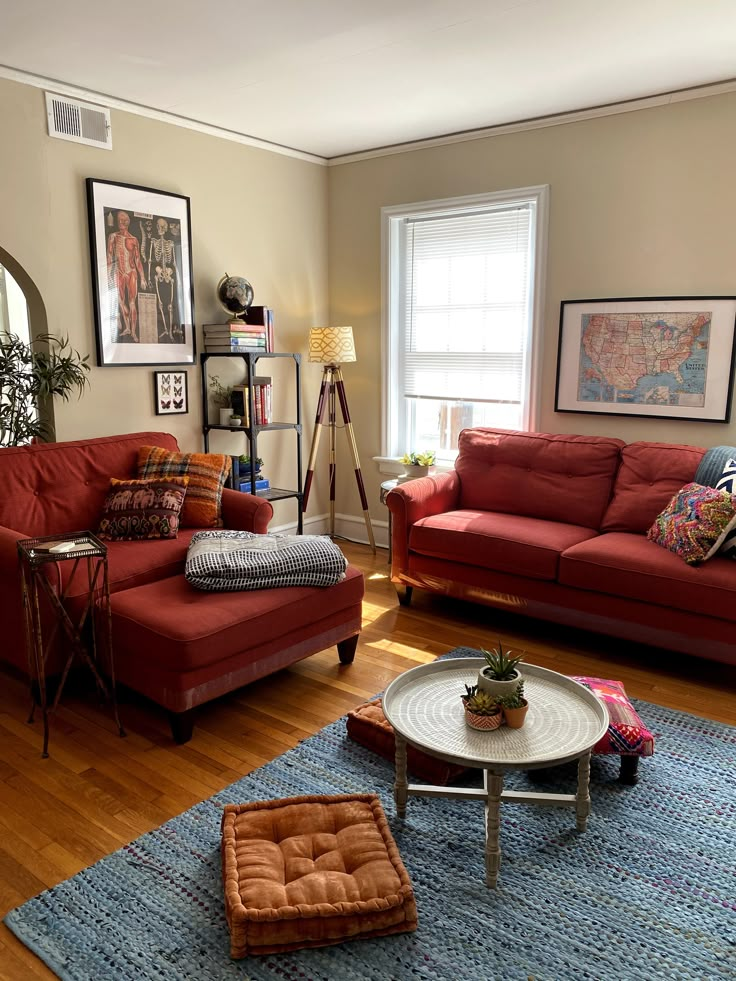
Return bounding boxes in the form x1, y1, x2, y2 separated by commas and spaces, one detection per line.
715, 459, 736, 557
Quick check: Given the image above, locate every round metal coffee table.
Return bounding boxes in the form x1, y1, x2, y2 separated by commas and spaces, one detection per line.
382, 658, 609, 887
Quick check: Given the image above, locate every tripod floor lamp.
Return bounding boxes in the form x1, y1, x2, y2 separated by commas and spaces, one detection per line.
302, 326, 376, 552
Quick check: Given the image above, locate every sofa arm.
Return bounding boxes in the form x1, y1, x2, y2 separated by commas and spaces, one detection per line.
386, 471, 461, 577
221, 488, 273, 534
0, 525, 31, 672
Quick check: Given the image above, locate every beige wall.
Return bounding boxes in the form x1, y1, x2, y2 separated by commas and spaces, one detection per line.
328, 91, 736, 524
0, 77, 328, 526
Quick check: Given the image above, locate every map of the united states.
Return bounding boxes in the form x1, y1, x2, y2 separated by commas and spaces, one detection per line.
578, 311, 710, 407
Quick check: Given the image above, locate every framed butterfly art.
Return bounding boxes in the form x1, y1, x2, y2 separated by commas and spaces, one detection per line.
154, 370, 188, 414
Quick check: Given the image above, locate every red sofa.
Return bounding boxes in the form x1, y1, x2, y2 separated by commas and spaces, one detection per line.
387, 428, 735, 666
0, 432, 364, 742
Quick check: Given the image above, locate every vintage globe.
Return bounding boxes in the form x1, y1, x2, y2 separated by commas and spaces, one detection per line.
217, 274, 254, 319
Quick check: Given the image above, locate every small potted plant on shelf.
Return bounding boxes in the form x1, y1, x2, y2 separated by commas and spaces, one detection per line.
398, 450, 436, 483
461, 684, 503, 731
476, 642, 524, 698
498, 681, 528, 729
229, 412, 242, 427
209, 374, 233, 426
238, 454, 263, 475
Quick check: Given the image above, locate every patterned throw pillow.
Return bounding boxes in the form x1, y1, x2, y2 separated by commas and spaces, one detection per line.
98, 476, 188, 541
138, 446, 230, 528
715, 459, 736, 558
646, 481, 736, 564
570, 677, 654, 756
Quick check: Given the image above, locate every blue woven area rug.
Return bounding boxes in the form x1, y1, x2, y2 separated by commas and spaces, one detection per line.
5, 647, 735, 981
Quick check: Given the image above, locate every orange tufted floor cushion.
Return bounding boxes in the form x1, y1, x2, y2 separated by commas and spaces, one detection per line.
221, 793, 418, 957
347, 698, 467, 785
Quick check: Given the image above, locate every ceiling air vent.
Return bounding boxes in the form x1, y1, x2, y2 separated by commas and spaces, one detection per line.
45, 92, 112, 149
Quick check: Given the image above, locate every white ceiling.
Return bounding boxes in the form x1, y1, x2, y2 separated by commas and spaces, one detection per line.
2, 0, 736, 158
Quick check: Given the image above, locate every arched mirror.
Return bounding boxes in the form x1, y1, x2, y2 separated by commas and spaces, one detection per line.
0, 262, 31, 345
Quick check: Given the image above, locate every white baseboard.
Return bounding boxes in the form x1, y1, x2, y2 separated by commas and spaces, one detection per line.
270, 512, 389, 550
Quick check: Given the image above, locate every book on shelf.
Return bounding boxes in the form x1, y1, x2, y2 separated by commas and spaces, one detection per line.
243, 306, 274, 352
252, 376, 272, 425
205, 341, 266, 353
239, 478, 270, 493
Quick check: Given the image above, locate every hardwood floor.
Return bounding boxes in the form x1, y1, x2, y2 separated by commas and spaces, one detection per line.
0, 540, 734, 979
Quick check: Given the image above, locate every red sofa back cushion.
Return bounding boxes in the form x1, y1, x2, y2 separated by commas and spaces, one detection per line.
455, 428, 625, 529
0, 432, 180, 537
600, 441, 706, 534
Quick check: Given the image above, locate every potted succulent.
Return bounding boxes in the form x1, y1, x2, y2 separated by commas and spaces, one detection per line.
460, 684, 503, 731
209, 374, 234, 425
476, 642, 524, 698
498, 681, 528, 729
398, 450, 436, 482
229, 413, 242, 427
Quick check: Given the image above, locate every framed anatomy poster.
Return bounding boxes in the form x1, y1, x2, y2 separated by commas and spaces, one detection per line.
86, 178, 195, 366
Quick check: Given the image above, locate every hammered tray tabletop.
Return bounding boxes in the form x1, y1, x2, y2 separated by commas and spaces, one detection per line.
382, 659, 609, 770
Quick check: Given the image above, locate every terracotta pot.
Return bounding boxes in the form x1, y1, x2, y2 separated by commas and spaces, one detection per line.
476, 669, 522, 699
464, 707, 503, 731
502, 700, 529, 729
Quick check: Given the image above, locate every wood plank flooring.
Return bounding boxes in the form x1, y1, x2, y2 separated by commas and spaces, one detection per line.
0, 541, 734, 979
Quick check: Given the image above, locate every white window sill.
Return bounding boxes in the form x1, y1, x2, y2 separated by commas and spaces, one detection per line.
373, 456, 455, 477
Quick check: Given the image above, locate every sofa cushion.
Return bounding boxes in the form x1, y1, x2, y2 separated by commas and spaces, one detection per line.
455, 428, 624, 529
646, 482, 736, 564
97, 476, 189, 541
600, 441, 705, 534
108, 564, 365, 672
559, 532, 736, 622
0, 431, 180, 538
138, 446, 230, 528
410, 510, 599, 581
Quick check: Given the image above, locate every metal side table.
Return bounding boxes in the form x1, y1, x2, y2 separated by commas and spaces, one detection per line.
17, 530, 125, 758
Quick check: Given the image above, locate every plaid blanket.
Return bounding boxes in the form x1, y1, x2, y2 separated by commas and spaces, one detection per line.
185, 530, 347, 591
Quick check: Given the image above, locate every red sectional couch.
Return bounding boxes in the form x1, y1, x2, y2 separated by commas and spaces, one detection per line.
0, 432, 364, 742
387, 428, 735, 666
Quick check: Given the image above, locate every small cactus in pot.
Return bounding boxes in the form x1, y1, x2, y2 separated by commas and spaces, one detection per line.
461, 684, 503, 731
498, 680, 529, 729
476, 641, 524, 698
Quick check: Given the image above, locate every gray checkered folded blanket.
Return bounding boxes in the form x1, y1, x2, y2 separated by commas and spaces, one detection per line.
185, 530, 347, 591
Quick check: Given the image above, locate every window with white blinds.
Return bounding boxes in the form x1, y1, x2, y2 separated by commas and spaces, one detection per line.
382, 187, 547, 464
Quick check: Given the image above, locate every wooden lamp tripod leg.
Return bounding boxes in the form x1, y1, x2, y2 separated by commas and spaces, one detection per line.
328, 367, 337, 537
302, 366, 331, 512
335, 366, 376, 553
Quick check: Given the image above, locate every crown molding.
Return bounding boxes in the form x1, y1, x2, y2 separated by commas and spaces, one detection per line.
0, 64, 327, 165
327, 77, 736, 166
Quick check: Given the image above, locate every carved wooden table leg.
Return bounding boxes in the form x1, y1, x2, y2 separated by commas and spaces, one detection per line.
576, 752, 592, 832
394, 733, 409, 818
484, 769, 504, 888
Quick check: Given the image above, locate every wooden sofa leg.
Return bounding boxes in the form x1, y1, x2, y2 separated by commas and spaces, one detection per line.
169, 709, 196, 745
337, 635, 359, 665
395, 585, 413, 607
619, 755, 640, 785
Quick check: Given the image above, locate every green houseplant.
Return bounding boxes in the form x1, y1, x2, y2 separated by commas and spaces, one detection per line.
460, 684, 503, 731
0, 332, 90, 445
209, 374, 234, 425
498, 681, 528, 729
476, 642, 524, 698
398, 449, 436, 483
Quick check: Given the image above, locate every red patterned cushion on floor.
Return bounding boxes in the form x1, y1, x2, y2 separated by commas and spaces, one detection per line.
570, 677, 655, 756
347, 698, 467, 785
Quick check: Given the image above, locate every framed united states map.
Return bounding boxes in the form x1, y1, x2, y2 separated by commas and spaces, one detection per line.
555, 296, 736, 422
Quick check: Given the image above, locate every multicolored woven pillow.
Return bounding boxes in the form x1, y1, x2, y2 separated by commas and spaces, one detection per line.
570, 677, 655, 757
138, 446, 230, 528
646, 481, 736, 564
97, 476, 189, 541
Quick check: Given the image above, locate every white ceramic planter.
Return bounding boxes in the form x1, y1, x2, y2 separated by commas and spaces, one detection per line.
219, 407, 233, 426
476, 668, 523, 699
398, 465, 434, 483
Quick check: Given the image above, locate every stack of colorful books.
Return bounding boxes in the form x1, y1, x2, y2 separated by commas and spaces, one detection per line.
203, 322, 267, 353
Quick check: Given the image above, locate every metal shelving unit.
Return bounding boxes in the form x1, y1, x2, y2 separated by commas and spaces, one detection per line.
200, 351, 303, 533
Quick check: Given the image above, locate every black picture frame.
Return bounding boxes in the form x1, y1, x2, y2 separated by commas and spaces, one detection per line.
555, 296, 736, 422
86, 178, 196, 367
153, 370, 188, 415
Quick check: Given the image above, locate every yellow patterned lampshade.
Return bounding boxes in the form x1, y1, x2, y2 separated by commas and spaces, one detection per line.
308, 326, 357, 364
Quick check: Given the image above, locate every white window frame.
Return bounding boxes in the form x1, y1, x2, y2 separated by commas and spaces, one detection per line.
377, 185, 549, 474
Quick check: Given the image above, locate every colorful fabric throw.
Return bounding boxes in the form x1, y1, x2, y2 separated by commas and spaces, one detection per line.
185, 530, 348, 591
138, 446, 230, 528
646, 481, 736, 564
570, 677, 655, 756
715, 459, 736, 558
97, 476, 189, 541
